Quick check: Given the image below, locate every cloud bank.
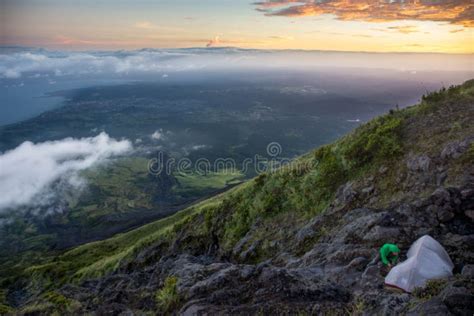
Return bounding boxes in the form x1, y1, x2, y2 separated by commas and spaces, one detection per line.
0, 47, 473, 79
0, 133, 132, 212
0, 48, 274, 79
254, 0, 474, 27
0, 49, 203, 79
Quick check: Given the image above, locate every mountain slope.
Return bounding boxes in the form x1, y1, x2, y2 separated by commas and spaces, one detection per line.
2, 80, 474, 314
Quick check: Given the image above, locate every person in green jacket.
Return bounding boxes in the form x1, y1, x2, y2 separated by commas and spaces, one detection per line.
380, 243, 400, 268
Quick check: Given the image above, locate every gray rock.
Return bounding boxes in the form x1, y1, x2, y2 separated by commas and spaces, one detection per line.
239, 240, 260, 261
362, 186, 375, 194
443, 233, 474, 248
436, 172, 448, 186
407, 154, 431, 172
461, 189, 474, 200
461, 264, 474, 278
431, 187, 451, 206
336, 181, 357, 205
346, 256, 369, 271
232, 229, 254, 256
441, 285, 474, 314
331, 209, 385, 244
363, 225, 402, 243
380, 293, 411, 315
296, 226, 315, 243
437, 205, 455, 223
441, 139, 472, 160
362, 265, 380, 279
295, 216, 324, 243
465, 210, 474, 221
406, 298, 450, 316
180, 301, 213, 316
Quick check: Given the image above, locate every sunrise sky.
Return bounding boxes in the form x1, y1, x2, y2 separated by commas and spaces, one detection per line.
1, 0, 473, 53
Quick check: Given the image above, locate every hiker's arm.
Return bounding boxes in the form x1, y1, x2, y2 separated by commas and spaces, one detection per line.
391, 255, 398, 265
380, 247, 389, 265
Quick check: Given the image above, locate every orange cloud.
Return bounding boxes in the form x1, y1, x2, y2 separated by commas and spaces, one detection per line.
254, 0, 474, 27
387, 25, 419, 34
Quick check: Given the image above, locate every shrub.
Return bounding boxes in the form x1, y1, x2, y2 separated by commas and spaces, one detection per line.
313, 146, 347, 193
412, 279, 447, 300
344, 115, 403, 167
254, 173, 266, 186
155, 276, 180, 313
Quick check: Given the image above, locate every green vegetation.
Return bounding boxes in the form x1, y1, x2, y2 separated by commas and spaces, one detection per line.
345, 297, 366, 315
412, 279, 448, 300
0, 289, 12, 314
80, 157, 153, 215
173, 170, 244, 198
212, 104, 407, 249
343, 114, 403, 167
0, 157, 247, 291
21, 185, 234, 288
16, 291, 81, 314
155, 276, 180, 313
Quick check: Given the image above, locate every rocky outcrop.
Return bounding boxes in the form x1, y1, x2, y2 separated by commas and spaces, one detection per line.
47, 180, 474, 315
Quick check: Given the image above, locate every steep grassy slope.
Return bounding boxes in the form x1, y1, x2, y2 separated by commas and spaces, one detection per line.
0, 157, 244, 291
2, 80, 474, 314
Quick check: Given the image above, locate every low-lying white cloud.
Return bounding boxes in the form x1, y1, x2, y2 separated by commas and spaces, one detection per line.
0, 49, 201, 79
0, 47, 472, 79
151, 129, 173, 141
192, 144, 208, 150
151, 129, 164, 140
0, 133, 132, 212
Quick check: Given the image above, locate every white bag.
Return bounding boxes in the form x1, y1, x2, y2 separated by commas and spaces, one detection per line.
384, 235, 454, 292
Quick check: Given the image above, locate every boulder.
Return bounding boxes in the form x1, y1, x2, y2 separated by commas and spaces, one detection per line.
440, 138, 472, 160
363, 225, 402, 243
406, 298, 450, 316
431, 187, 451, 206
362, 185, 375, 195
345, 256, 369, 271
407, 154, 431, 172
239, 241, 260, 261
461, 264, 474, 278
295, 216, 324, 244
460, 189, 474, 200
432, 205, 455, 223
336, 182, 357, 205
441, 285, 474, 314
380, 293, 411, 315
436, 172, 448, 186
465, 210, 474, 221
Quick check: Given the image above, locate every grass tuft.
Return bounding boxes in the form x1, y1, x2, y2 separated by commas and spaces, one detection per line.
155, 276, 180, 314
